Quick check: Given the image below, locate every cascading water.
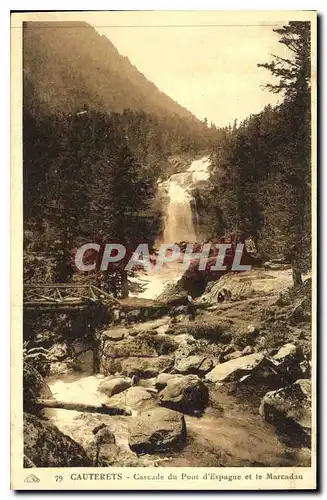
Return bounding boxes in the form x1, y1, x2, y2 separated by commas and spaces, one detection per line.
162, 155, 211, 244
163, 181, 197, 243
130, 156, 211, 299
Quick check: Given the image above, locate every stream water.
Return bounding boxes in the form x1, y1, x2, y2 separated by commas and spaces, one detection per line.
44, 155, 309, 467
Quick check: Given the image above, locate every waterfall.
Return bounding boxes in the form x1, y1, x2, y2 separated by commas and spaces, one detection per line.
161, 156, 211, 244
163, 180, 197, 243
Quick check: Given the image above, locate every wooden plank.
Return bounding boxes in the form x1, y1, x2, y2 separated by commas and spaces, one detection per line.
36, 398, 131, 416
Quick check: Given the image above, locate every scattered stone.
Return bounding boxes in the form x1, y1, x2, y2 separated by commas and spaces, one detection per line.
72, 350, 94, 373
223, 350, 243, 362
125, 387, 155, 413
174, 355, 216, 375
24, 413, 92, 467
205, 353, 269, 383
101, 355, 174, 378
259, 379, 311, 445
97, 377, 131, 397
274, 343, 303, 361
101, 338, 157, 359
23, 362, 52, 415
128, 407, 186, 454
102, 330, 125, 341
159, 374, 209, 414
241, 345, 254, 356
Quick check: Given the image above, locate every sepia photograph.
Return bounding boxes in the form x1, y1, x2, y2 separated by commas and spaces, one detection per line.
11, 10, 317, 490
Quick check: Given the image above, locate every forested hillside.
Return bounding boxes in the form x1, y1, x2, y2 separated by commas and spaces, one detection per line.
23, 21, 312, 290
23, 21, 198, 122
198, 22, 312, 283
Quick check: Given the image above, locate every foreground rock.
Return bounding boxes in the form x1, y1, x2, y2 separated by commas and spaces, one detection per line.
159, 375, 209, 415
101, 355, 174, 378
259, 379, 311, 446
24, 413, 92, 467
23, 362, 52, 415
128, 407, 186, 454
174, 355, 217, 375
205, 353, 270, 383
105, 386, 156, 415
98, 377, 131, 397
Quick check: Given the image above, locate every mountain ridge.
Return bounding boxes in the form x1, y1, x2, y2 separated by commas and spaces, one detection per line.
23, 21, 199, 122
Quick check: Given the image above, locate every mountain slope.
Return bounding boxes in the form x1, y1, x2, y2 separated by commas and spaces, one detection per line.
23, 21, 198, 122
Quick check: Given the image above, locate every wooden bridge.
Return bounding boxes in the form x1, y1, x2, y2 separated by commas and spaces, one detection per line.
23, 283, 121, 312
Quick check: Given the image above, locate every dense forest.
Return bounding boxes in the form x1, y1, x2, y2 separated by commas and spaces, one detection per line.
23, 21, 312, 291
198, 22, 312, 283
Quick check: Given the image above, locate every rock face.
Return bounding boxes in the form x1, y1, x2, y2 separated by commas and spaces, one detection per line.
23, 362, 52, 415
259, 379, 311, 445
101, 338, 157, 359
24, 413, 92, 467
274, 343, 303, 361
102, 330, 125, 341
205, 353, 267, 383
101, 355, 174, 378
159, 375, 209, 414
174, 355, 217, 375
97, 377, 131, 397
72, 350, 94, 373
128, 407, 186, 454
92, 425, 119, 466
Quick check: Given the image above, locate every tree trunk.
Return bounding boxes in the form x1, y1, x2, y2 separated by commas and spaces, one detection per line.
292, 266, 303, 286
36, 399, 131, 416
120, 270, 129, 298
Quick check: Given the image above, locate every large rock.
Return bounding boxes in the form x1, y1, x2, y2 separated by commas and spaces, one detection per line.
23, 362, 52, 415
205, 353, 275, 383
174, 355, 217, 375
102, 330, 125, 341
106, 386, 156, 415
72, 350, 94, 373
98, 377, 131, 397
101, 355, 174, 378
128, 407, 186, 453
24, 413, 92, 467
159, 374, 209, 414
101, 338, 157, 359
274, 343, 303, 361
90, 425, 119, 466
259, 379, 311, 445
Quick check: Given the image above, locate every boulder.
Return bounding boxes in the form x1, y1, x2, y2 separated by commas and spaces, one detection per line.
23, 362, 52, 415
97, 377, 131, 397
91, 425, 119, 466
72, 350, 94, 373
125, 387, 155, 413
274, 343, 303, 361
205, 353, 269, 383
128, 407, 186, 453
102, 330, 125, 341
223, 350, 243, 362
259, 379, 311, 445
101, 355, 174, 378
159, 374, 209, 414
24, 413, 92, 467
155, 373, 182, 390
174, 355, 216, 375
101, 338, 157, 359
106, 386, 156, 415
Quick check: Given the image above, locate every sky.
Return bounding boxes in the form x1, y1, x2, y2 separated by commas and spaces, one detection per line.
20, 11, 298, 127
95, 22, 289, 127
